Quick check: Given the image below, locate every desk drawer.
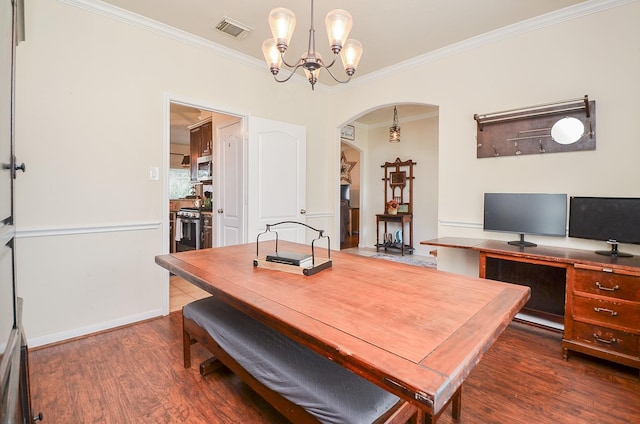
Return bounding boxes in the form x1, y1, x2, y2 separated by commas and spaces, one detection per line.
572, 295, 639, 330
569, 321, 639, 357
573, 268, 640, 301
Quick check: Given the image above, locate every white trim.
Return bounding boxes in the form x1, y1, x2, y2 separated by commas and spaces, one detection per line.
0, 224, 14, 246
367, 111, 440, 130
338, 0, 635, 91
15, 221, 161, 238
56, 0, 255, 65
27, 308, 164, 348
59, 0, 634, 94
56, 0, 318, 91
439, 220, 483, 229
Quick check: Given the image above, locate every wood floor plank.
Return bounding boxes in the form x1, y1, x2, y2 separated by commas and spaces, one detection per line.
29, 313, 639, 423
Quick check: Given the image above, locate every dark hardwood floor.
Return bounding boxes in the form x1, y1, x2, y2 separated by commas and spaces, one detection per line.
340, 233, 359, 249
30, 313, 639, 423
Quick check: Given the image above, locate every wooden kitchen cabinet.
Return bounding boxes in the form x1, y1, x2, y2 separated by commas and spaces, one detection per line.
202, 213, 213, 249
189, 118, 213, 181
169, 212, 176, 253
199, 121, 212, 156
189, 126, 201, 181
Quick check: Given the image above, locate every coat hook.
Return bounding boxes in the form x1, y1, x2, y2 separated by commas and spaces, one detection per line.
514, 142, 521, 155
493, 146, 499, 156
539, 140, 546, 153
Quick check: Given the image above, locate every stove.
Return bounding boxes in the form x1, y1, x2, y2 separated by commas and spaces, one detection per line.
176, 208, 203, 251
177, 207, 202, 219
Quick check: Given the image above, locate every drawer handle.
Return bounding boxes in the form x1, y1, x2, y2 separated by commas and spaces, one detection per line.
594, 282, 620, 292
593, 333, 618, 344
593, 307, 618, 316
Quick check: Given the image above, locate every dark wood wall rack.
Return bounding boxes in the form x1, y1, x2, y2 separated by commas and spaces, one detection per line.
474, 95, 596, 158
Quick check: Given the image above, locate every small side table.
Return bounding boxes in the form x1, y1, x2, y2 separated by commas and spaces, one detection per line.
375, 213, 413, 255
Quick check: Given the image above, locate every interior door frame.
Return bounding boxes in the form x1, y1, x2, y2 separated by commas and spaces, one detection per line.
338, 139, 364, 248
162, 94, 247, 315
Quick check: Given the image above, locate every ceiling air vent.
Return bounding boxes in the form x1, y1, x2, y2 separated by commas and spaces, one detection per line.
215, 17, 253, 40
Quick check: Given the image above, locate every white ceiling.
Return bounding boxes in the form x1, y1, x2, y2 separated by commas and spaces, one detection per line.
113, 0, 592, 141
102, 0, 589, 86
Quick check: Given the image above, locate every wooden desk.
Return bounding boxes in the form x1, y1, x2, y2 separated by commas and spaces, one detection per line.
156, 242, 530, 419
421, 238, 640, 372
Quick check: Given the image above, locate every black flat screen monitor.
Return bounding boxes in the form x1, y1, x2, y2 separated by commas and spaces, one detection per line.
484, 193, 567, 247
569, 196, 640, 257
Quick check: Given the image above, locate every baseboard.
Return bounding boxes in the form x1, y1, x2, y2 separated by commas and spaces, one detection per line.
27, 308, 164, 348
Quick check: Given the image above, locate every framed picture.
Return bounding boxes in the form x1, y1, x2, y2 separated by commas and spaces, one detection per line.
398, 203, 409, 213
340, 124, 355, 140
389, 171, 406, 187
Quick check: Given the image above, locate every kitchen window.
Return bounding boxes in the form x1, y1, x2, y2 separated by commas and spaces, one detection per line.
169, 168, 191, 199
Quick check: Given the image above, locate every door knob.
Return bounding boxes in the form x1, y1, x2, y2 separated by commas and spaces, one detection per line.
217, 208, 224, 214
3, 159, 26, 178
300, 209, 307, 214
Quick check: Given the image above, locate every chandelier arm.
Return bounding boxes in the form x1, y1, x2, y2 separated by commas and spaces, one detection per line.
280, 53, 303, 69
321, 53, 339, 70
323, 66, 353, 84
273, 64, 305, 83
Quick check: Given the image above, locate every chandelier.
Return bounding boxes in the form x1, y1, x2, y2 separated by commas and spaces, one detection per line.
389, 106, 401, 143
262, 0, 363, 90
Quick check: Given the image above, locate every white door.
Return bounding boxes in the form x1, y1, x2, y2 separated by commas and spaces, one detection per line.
248, 117, 306, 243
216, 119, 243, 246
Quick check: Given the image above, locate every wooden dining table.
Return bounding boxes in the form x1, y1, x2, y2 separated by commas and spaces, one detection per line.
155, 241, 530, 421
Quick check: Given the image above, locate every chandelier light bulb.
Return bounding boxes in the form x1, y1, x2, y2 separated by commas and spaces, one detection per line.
262, 38, 282, 74
340, 39, 363, 75
325, 9, 352, 52
268, 7, 296, 51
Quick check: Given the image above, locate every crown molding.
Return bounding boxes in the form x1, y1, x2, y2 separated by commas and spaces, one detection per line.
58, 0, 262, 67
367, 111, 440, 130
58, 0, 328, 92
342, 0, 635, 91
59, 0, 633, 94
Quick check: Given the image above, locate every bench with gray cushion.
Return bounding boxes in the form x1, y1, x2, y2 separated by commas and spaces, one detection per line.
182, 296, 429, 424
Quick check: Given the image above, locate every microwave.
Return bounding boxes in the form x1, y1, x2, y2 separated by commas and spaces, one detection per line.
196, 155, 213, 181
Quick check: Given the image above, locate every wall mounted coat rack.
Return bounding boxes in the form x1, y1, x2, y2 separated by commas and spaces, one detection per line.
474, 95, 596, 158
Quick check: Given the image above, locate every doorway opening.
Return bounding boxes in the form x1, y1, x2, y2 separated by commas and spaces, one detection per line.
339, 142, 361, 249
167, 100, 244, 312
337, 103, 439, 256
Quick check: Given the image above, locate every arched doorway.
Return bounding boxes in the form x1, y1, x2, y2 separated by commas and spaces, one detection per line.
337, 103, 439, 256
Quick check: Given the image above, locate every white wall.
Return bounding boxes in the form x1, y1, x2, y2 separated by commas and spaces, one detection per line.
359, 115, 439, 255
328, 1, 640, 272
169, 143, 189, 169
14, 0, 330, 345
13, 0, 640, 344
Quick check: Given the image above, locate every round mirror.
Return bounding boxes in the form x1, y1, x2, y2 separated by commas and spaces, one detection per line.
551, 117, 584, 145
